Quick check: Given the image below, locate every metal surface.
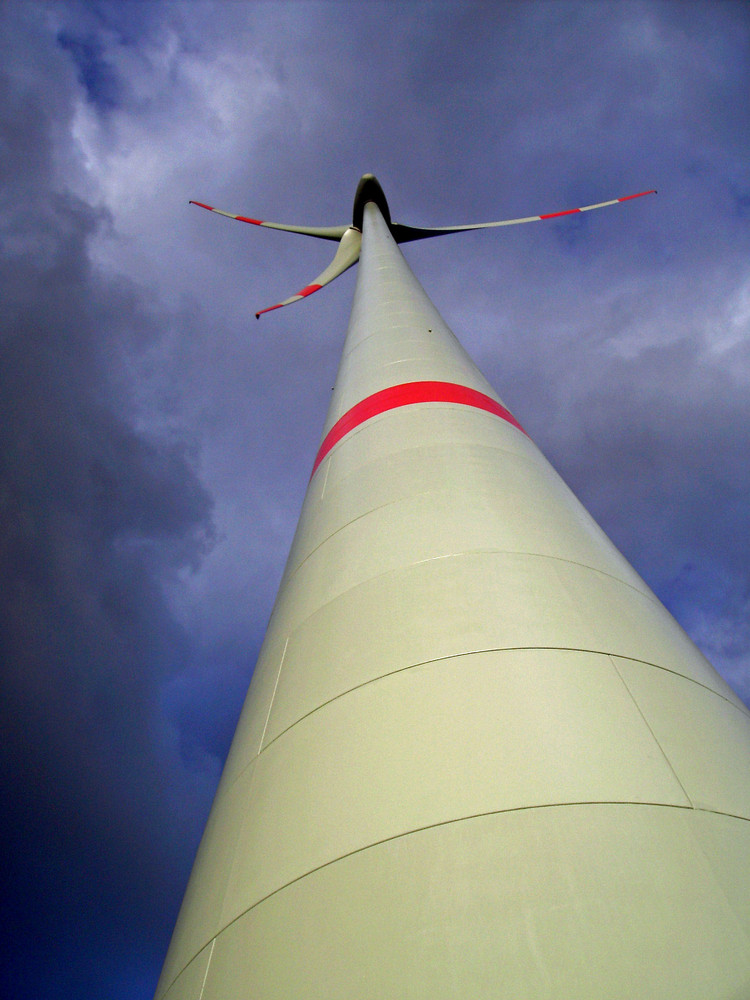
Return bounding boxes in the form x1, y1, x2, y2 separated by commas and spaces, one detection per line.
157, 192, 750, 999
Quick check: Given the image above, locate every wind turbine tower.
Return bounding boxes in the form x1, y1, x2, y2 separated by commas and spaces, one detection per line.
156, 175, 750, 999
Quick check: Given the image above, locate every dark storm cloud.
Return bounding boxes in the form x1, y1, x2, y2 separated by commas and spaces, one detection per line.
551, 334, 750, 702
1, 7, 218, 997
57, 29, 121, 109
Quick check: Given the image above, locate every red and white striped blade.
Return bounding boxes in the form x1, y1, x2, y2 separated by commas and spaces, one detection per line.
255, 227, 362, 318
189, 201, 348, 242
390, 189, 657, 243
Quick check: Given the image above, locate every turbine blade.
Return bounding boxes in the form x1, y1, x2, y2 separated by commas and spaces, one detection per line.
255, 227, 362, 318
189, 201, 348, 241
390, 189, 657, 243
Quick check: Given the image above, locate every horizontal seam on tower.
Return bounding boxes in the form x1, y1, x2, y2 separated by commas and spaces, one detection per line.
341, 318, 448, 352
313, 439, 534, 503
301, 444, 556, 570
207, 802, 750, 952
254, 646, 746, 759
290, 528, 656, 603
290, 488, 442, 573
298, 446, 593, 575
282, 547, 661, 626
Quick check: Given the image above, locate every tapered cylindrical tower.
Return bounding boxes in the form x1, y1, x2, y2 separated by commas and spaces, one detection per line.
156, 197, 750, 999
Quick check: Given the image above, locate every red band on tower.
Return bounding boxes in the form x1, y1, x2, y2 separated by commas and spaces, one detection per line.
311, 381, 527, 477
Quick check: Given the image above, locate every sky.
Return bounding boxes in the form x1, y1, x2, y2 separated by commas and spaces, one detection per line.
1, 1, 749, 997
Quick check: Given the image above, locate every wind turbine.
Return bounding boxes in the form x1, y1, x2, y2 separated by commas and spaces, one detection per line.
156, 176, 750, 1000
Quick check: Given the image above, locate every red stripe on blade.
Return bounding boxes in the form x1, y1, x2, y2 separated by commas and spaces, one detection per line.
255, 284, 322, 318
256, 303, 283, 318
311, 381, 527, 477
540, 208, 581, 220
189, 201, 213, 211
617, 189, 657, 201
236, 215, 264, 225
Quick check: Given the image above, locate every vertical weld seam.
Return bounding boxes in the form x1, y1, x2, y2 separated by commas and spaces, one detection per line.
320, 449, 332, 499
608, 655, 694, 808
198, 938, 215, 1000
258, 636, 289, 754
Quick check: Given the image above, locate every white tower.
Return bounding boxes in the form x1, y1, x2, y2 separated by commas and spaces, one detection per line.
156, 177, 750, 999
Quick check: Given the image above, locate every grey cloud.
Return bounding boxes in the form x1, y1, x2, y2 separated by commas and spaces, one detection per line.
2, 2, 749, 998
1, 6, 219, 996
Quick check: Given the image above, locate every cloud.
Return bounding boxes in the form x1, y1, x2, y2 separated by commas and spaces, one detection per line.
1, 5, 220, 995
2, 2, 749, 997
